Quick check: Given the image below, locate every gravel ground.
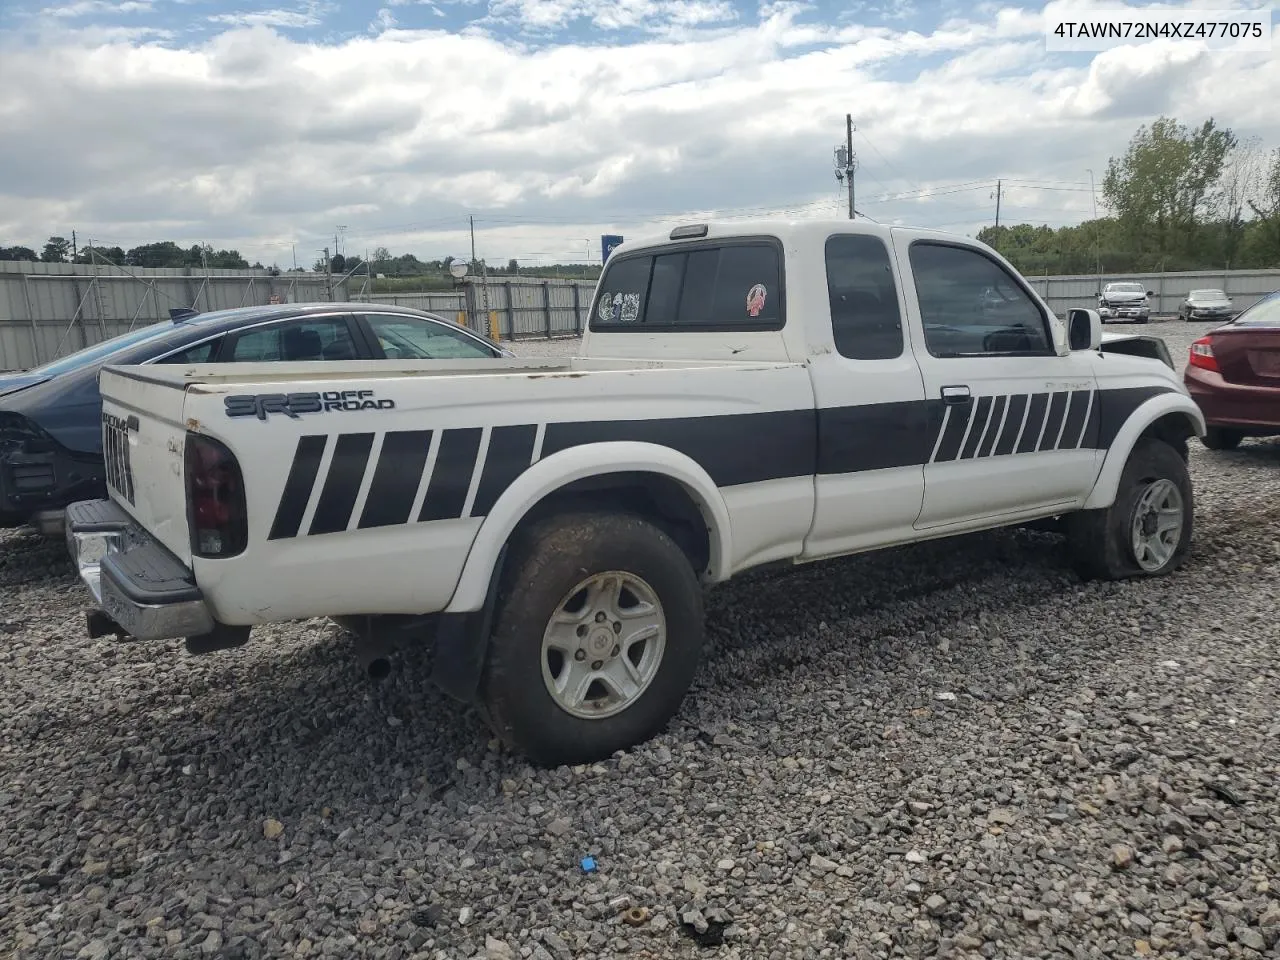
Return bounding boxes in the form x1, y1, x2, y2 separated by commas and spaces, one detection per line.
3, 319, 1278, 960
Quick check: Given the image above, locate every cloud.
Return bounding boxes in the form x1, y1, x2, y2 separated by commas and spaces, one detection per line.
208, 2, 332, 30
1, 3, 1277, 267
484, 0, 737, 32
44, 0, 152, 16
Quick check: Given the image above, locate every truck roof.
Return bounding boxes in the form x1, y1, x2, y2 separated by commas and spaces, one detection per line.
611, 218, 978, 260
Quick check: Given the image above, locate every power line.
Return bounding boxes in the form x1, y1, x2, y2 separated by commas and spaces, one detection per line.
856, 129, 926, 196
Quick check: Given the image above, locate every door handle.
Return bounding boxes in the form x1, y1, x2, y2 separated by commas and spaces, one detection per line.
941, 385, 971, 405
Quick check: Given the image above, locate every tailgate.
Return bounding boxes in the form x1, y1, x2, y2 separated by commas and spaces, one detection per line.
99, 367, 193, 564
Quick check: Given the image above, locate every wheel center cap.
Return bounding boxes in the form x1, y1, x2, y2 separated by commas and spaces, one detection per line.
588, 628, 613, 654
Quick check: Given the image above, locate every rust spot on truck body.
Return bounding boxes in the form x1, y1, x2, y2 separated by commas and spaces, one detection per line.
186, 418, 201, 433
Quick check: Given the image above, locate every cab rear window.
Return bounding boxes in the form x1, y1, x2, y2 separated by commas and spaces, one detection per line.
590, 241, 784, 332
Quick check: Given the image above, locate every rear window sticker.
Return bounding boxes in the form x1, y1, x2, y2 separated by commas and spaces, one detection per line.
746, 283, 768, 317
599, 291, 642, 324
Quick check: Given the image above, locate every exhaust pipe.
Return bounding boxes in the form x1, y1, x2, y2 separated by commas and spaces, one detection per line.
355, 634, 394, 682
337, 614, 419, 683
361, 650, 393, 682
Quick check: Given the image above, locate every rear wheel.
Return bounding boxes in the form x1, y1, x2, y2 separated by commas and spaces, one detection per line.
1200, 427, 1243, 451
480, 511, 705, 766
1065, 438, 1192, 581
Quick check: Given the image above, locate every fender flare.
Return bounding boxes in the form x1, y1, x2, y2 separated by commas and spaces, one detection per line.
1082, 391, 1206, 511
443, 440, 734, 614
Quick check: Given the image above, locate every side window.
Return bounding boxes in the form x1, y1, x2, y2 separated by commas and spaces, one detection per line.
591, 242, 783, 330
226, 316, 358, 362
824, 235, 902, 360
909, 242, 1051, 357
362, 313, 497, 359
155, 338, 222, 364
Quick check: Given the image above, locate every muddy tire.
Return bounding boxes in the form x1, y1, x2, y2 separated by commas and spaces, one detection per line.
480, 511, 704, 767
1200, 427, 1243, 451
1065, 437, 1192, 581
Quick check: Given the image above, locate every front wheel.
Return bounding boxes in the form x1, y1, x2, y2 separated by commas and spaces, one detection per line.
1200, 427, 1243, 451
480, 511, 705, 766
1064, 438, 1192, 581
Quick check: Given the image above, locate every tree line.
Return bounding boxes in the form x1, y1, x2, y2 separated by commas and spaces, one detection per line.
0, 238, 261, 271
980, 116, 1280, 276
0, 238, 600, 285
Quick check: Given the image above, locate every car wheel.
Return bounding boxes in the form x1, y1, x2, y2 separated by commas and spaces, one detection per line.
1200, 427, 1243, 451
479, 510, 705, 766
1064, 438, 1192, 581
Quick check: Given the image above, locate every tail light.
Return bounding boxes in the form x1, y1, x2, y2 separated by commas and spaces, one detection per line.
1188, 336, 1219, 373
185, 433, 248, 558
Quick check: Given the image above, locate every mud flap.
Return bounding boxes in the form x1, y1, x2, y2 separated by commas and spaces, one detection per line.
431, 544, 507, 704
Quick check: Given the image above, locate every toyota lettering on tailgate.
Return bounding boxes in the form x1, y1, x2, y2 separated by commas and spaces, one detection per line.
102, 412, 136, 505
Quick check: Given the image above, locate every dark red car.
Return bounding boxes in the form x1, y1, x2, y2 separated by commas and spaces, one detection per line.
1183, 291, 1280, 449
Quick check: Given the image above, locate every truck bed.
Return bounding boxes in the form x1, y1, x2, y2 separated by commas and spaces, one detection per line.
97, 354, 817, 624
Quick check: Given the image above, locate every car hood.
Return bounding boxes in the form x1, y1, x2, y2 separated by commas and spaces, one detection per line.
1188, 298, 1231, 308
1102, 292, 1146, 302
0, 372, 52, 399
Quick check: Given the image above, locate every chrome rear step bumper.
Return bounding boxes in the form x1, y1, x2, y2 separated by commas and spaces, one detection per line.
65, 499, 215, 642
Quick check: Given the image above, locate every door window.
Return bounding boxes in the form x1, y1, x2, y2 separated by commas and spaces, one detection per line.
909, 242, 1052, 357
824, 234, 903, 360
361, 313, 498, 359
226, 316, 358, 362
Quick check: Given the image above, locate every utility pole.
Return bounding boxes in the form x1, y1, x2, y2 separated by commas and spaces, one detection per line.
470, 215, 477, 266
72, 230, 77, 261
994, 179, 1002, 230
833, 115, 856, 219
322, 246, 332, 300
846, 114, 855, 219
1087, 168, 1101, 292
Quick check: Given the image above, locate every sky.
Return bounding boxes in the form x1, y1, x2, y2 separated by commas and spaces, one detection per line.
0, 0, 1277, 270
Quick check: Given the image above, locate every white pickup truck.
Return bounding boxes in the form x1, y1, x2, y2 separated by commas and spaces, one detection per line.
66, 220, 1204, 765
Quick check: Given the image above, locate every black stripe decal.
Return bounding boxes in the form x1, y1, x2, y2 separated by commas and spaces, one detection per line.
992, 394, 1027, 457
261, 386, 1180, 538
1094, 385, 1170, 448
1016, 393, 1049, 453
933, 401, 973, 463
1037, 392, 1069, 451
817, 400, 938, 474
268, 435, 327, 540
1060, 390, 1091, 451
472, 424, 538, 516
309, 433, 375, 535
975, 394, 1008, 459
959, 396, 993, 459
543, 409, 816, 486
358, 430, 433, 529
1080, 389, 1103, 448
419, 427, 484, 522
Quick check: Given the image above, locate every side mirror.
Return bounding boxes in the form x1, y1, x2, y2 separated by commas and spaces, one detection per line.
1068, 308, 1102, 351
1146, 290, 1155, 297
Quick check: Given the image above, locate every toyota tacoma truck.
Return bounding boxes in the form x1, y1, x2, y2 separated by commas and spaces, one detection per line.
65, 220, 1205, 766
